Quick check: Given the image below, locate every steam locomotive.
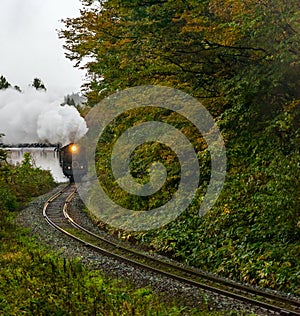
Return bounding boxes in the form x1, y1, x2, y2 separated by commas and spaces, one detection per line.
58, 143, 87, 182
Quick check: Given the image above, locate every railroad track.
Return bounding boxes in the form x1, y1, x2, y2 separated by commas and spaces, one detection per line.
43, 184, 300, 316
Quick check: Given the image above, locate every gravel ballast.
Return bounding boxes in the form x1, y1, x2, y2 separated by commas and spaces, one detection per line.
15, 185, 287, 315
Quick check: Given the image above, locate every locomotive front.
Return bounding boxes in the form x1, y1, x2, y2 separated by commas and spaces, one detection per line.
58, 143, 87, 182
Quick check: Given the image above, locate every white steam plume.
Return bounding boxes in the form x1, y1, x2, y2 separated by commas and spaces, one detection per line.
0, 87, 88, 145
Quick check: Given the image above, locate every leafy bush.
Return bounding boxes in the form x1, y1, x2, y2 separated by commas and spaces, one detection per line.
0, 153, 55, 209
0, 209, 240, 316
0, 150, 249, 315
131, 107, 300, 295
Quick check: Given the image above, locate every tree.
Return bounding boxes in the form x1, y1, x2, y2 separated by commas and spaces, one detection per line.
14, 85, 22, 92
60, 0, 299, 115
0, 75, 11, 90
0, 76, 22, 91
57, 1, 300, 292
61, 92, 85, 106
65, 96, 76, 106
0, 133, 7, 163
31, 78, 46, 91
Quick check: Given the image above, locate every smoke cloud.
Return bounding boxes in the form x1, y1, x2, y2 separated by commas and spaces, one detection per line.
0, 87, 88, 145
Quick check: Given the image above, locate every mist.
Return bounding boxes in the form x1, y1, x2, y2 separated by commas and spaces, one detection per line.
0, 87, 88, 146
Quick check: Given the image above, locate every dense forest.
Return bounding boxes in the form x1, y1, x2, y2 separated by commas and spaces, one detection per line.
60, 0, 300, 294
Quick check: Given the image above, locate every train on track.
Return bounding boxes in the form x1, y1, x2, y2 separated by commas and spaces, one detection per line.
58, 143, 87, 182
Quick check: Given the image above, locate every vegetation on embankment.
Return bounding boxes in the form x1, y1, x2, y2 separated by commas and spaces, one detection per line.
60, 0, 300, 296
0, 152, 56, 211
0, 228, 210, 315
0, 152, 242, 315
95, 103, 300, 295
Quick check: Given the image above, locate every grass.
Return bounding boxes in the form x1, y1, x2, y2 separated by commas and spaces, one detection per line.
0, 217, 256, 315
0, 155, 255, 315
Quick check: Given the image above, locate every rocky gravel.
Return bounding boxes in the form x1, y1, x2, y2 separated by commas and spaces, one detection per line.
16, 185, 289, 316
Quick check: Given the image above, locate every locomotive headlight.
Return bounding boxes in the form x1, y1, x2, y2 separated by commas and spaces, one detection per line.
70, 144, 79, 154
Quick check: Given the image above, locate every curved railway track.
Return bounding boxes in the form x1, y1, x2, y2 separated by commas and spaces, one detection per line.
43, 184, 300, 316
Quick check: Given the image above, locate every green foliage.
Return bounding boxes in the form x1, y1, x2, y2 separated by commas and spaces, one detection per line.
0, 75, 11, 90
95, 106, 208, 213
31, 77, 47, 91
0, 149, 7, 164
60, 0, 300, 295
0, 76, 21, 92
0, 184, 18, 212
0, 216, 232, 316
0, 151, 248, 315
60, 0, 299, 110
0, 151, 55, 245
0, 152, 55, 210
131, 109, 300, 294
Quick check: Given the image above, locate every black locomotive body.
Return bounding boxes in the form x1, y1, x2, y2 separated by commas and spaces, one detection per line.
58, 143, 87, 182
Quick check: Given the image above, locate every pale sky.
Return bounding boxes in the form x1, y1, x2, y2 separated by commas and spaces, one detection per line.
0, 0, 85, 94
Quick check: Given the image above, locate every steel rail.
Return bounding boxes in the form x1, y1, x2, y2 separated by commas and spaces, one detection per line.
43, 185, 300, 316
64, 206, 300, 312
